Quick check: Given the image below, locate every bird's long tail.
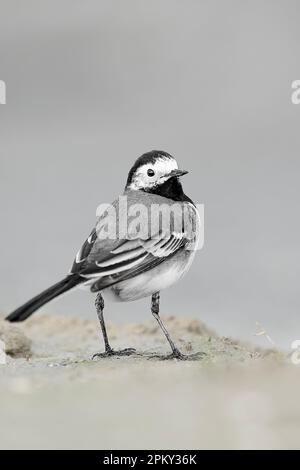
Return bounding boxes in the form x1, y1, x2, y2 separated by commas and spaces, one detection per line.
6, 275, 82, 322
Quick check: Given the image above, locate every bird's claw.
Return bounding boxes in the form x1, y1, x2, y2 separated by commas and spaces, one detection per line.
92, 347, 136, 359
148, 349, 206, 361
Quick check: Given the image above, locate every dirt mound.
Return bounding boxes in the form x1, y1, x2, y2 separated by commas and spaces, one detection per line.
0, 319, 32, 358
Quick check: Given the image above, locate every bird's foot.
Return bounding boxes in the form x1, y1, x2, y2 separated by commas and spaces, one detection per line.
92, 347, 136, 360
149, 349, 206, 361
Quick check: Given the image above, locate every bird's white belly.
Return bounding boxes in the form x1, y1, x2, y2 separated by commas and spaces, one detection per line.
102, 250, 195, 302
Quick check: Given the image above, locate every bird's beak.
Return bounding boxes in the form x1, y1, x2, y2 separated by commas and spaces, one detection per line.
167, 169, 189, 179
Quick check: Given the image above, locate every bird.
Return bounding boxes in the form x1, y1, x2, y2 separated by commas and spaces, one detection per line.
6, 150, 201, 360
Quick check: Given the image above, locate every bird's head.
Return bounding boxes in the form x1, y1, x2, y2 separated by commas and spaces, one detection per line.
126, 150, 188, 192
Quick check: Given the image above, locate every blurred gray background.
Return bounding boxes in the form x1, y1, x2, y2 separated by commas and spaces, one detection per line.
0, 0, 299, 349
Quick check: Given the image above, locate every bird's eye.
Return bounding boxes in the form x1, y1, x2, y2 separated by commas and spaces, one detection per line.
147, 169, 155, 177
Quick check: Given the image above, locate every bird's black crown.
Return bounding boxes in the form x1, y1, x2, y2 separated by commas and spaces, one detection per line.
126, 150, 173, 187
126, 150, 192, 203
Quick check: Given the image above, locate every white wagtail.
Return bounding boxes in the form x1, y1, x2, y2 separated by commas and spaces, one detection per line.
6, 151, 201, 359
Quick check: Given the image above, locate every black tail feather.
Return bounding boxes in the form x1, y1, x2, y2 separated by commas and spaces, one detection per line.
6, 275, 82, 322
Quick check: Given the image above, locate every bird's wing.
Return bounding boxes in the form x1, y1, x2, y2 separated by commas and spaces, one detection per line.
70, 195, 198, 289
71, 229, 189, 291
70, 228, 98, 274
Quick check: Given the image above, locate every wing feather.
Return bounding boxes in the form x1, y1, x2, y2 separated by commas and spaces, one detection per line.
79, 231, 187, 284
82, 253, 148, 277
70, 199, 196, 287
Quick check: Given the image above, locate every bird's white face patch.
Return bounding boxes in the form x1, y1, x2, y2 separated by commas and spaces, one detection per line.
128, 157, 178, 190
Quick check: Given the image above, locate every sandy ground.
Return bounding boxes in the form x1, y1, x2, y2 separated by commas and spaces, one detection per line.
0, 312, 299, 450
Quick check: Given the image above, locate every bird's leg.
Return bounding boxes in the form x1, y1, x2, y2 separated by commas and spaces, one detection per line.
95, 293, 112, 354
151, 292, 184, 359
92, 293, 136, 359
151, 292, 205, 360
